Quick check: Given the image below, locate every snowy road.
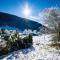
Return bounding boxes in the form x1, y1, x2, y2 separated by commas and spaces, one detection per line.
1, 34, 60, 60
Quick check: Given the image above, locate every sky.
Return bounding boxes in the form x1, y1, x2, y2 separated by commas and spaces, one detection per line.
0, 0, 60, 18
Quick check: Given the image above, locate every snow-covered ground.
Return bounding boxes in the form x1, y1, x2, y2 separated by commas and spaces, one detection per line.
0, 34, 60, 60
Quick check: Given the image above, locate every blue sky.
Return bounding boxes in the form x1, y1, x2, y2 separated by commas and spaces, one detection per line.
0, 0, 60, 17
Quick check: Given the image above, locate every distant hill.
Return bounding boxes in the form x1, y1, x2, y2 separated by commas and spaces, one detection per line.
0, 12, 42, 31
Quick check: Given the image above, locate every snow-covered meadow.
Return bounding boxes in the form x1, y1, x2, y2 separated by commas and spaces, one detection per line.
1, 34, 60, 60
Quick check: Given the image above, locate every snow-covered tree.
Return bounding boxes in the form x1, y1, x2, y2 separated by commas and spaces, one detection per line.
23, 29, 28, 35
33, 30, 37, 34
27, 29, 32, 34
42, 7, 60, 41
23, 29, 32, 35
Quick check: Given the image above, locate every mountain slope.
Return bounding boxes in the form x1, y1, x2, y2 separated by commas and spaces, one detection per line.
0, 12, 42, 31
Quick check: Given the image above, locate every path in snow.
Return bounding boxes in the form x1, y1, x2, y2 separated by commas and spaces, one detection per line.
1, 34, 60, 60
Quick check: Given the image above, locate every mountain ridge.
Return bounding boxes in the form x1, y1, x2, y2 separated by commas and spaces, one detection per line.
0, 12, 42, 31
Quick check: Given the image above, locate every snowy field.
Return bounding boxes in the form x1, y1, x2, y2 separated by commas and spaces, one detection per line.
0, 34, 60, 60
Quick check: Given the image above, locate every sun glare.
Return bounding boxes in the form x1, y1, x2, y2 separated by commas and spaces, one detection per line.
23, 3, 31, 18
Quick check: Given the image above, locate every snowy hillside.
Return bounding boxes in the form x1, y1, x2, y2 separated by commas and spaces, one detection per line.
1, 34, 60, 60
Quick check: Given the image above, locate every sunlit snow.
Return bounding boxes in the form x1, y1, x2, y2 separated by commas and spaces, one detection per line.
1, 34, 60, 60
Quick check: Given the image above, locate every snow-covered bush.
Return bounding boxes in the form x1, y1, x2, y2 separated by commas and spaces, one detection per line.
0, 29, 33, 56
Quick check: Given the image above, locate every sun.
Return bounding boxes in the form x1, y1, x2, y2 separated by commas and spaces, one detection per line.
23, 3, 31, 18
